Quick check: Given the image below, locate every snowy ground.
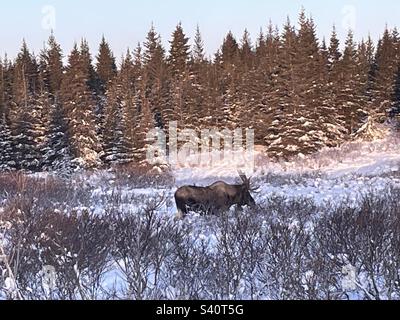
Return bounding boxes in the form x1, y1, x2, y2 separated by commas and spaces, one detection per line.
83, 134, 400, 216
1, 133, 400, 300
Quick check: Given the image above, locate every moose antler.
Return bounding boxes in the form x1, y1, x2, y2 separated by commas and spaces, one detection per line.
237, 170, 248, 183
237, 170, 261, 193
249, 180, 261, 194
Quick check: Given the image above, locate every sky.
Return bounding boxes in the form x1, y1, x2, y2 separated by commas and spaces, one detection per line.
1, 0, 400, 62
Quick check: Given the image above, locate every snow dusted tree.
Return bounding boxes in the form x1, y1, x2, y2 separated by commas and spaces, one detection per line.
41, 101, 72, 172
132, 44, 144, 124
135, 98, 157, 163
102, 51, 136, 165
355, 39, 374, 119
143, 25, 169, 128
192, 25, 206, 65
317, 27, 347, 146
371, 28, 399, 117
239, 29, 254, 71
338, 31, 362, 135
0, 57, 11, 121
235, 29, 261, 132
168, 23, 190, 77
265, 11, 330, 157
218, 31, 241, 129
188, 25, 209, 128
264, 17, 297, 158
10, 41, 45, 171
0, 57, 15, 170
96, 36, 117, 94
168, 23, 193, 130
221, 31, 240, 68
39, 36, 73, 172
41, 32, 64, 99
1, 10, 400, 169
80, 39, 100, 94
255, 23, 280, 144
102, 79, 128, 165
391, 65, 400, 125
61, 42, 102, 169
94, 36, 118, 156
333, 31, 372, 136
0, 113, 14, 171
293, 13, 329, 154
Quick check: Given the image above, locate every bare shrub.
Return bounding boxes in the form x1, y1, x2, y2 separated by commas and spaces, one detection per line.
0, 197, 112, 300
256, 209, 311, 299
111, 163, 175, 189
1, 172, 400, 300
161, 222, 213, 299
210, 210, 265, 299
110, 197, 172, 299
0, 172, 92, 211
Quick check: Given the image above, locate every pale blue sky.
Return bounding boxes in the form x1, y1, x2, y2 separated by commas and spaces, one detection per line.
1, 0, 399, 62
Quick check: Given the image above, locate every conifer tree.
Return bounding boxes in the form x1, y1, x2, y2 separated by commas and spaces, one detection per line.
41, 101, 72, 172
10, 41, 44, 171
96, 36, 117, 94
41, 33, 64, 98
221, 31, 239, 67
143, 25, 168, 128
61, 43, 102, 169
80, 39, 100, 94
168, 23, 190, 77
102, 50, 137, 165
0, 57, 15, 170
0, 113, 14, 170
1, 11, 400, 168
371, 28, 399, 116
192, 25, 205, 65
239, 29, 254, 71
391, 66, 400, 123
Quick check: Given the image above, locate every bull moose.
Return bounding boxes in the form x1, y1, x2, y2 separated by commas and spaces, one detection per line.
174, 172, 257, 218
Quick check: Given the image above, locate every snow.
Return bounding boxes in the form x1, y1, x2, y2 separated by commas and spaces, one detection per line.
1, 132, 400, 300
70, 133, 400, 218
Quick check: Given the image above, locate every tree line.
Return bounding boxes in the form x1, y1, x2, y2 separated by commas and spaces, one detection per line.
1, 10, 400, 172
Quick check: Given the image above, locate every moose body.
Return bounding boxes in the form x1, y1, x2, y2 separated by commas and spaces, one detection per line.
174, 173, 256, 218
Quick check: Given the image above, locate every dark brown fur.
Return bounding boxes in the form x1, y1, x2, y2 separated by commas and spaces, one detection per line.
174, 174, 256, 218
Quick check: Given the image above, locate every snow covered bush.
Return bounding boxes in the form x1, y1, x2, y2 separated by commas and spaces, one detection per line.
0, 171, 399, 300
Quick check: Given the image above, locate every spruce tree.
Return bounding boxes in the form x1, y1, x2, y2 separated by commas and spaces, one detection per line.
265, 17, 297, 158
102, 51, 136, 165
221, 31, 239, 67
96, 36, 117, 94
189, 25, 209, 128
239, 29, 254, 71
371, 28, 399, 117
143, 25, 168, 128
391, 66, 400, 123
11, 41, 43, 171
80, 39, 100, 94
192, 25, 205, 65
41, 33, 64, 98
168, 23, 190, 77
0, 113, 14, 171
61, 43, 102, 169
41, 101, 72, 172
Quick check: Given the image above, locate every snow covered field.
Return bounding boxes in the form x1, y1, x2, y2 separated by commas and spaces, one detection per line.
86, 133, 400, 216
1, 134, 400, 300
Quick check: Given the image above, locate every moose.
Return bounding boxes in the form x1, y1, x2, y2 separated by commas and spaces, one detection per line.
174, 171, 257, 219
